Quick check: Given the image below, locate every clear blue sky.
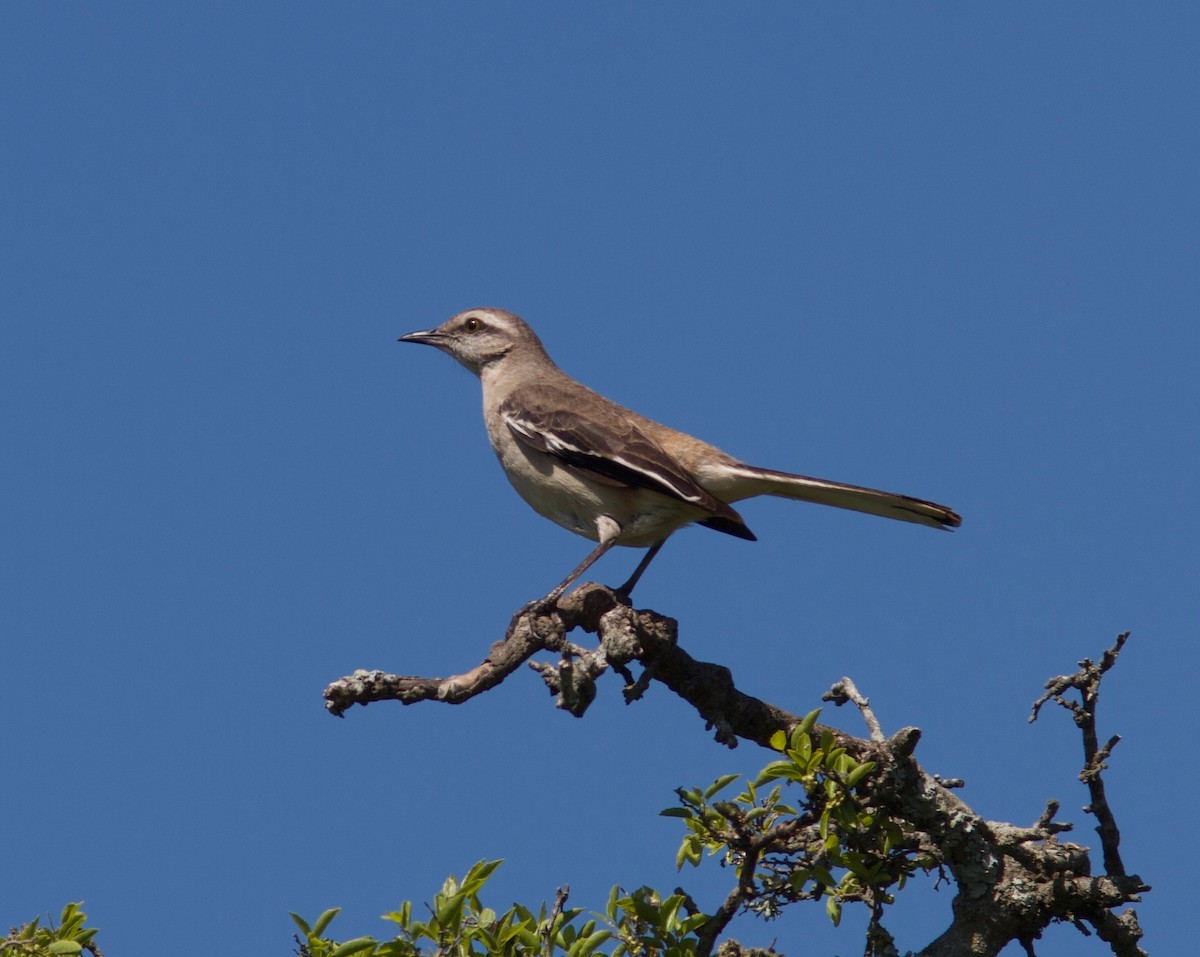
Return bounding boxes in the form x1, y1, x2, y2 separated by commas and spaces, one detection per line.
3, 5, 1195, 955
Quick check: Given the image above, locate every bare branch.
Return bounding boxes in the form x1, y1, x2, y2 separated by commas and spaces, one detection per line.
324, 604, 568, 714
824, 676, 885, 742
541, 885, 569, 957
695, 839, 762, 956
1028, 632, 1138, 881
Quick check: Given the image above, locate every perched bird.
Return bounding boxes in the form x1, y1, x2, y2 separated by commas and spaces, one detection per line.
400, 308, 960, 603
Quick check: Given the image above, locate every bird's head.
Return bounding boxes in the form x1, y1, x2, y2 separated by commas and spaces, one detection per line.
399, 307, 548, 375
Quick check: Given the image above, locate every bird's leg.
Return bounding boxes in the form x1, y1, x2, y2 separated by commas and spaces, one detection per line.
615, 539, 667, 600
531, 515, 623, 610
541, 539, 617, 605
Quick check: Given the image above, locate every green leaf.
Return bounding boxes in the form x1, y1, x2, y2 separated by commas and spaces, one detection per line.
660, 807, 692, 818
289, 913, 313, 935
675, 840, 689, 870
513, 903, 537, 925
47, 944, 82, 956
826, 895, 842, 927
312, 907, 342, 938
435, 890, 467, 929
383, 901, 411, 927
755, 759, 801, 785
606, 885, 621, 921
704, 773, 740, 798
769, 729, 787, 750
824, 747, 847, 770
791, 732, 813, 761
567, 929, 613, 957
834, 802, 859, 830
797, 708, 822, 738
329, 937, 377, 957
465, 858, 504, 885
57, 906, 85, 937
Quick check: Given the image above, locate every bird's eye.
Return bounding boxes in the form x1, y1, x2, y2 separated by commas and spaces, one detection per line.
464, 317, 482, 333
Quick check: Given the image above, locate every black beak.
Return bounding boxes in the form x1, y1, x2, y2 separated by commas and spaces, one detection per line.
398, 329, 445, 346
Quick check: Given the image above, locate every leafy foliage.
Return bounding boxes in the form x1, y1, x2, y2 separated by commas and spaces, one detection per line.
292, 715, 924, 956
3, 903, 100, 957
292, 865, 718, 957
291, 859, 611, 957
670, 709, 930, 942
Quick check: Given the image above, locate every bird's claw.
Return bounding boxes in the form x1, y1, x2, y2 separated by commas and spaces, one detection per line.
516, 593, 561, 620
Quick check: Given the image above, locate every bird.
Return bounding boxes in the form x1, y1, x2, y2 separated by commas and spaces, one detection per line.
399, 307, 960, 605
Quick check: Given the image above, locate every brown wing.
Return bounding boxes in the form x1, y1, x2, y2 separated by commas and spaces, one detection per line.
499, 386, 755, 541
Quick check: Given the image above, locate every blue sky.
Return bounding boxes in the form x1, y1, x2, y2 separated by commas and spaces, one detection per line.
2, 4, 1196, 955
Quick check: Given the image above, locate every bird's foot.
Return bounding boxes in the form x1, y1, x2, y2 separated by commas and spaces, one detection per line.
514, 589, 564, 622
611, 582, 637, 604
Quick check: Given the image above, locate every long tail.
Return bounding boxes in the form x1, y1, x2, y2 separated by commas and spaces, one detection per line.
724, 465, 961, 530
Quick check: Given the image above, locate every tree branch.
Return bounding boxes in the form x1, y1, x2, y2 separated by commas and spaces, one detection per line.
823, 676, 885, 742
542, 885, 569, 957
1030, 632, 1135, 879
325, 587, 1147, 956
